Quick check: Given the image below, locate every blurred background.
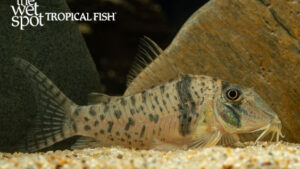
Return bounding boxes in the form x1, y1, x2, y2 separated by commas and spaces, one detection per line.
67, 0, 209, 95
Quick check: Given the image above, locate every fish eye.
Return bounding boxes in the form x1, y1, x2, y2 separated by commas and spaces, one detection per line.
225, 88, 241, 101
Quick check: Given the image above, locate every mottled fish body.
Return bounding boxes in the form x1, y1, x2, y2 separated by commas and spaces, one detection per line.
70, 74, 225, 149
13, 37, 283, 152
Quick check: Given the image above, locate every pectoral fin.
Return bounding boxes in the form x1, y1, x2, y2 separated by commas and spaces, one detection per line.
189, 129, 222, 149
150, 139, 186, 151
71, 136, 105, 149
218, 134, 239, 146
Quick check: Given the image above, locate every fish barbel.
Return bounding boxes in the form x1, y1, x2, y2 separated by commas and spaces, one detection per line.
14, 37, 283, 152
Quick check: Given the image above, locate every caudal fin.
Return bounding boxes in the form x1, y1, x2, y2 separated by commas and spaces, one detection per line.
13, 58, 77, 152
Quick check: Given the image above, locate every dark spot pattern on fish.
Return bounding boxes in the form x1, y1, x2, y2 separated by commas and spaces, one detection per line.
54, 91, 61, 98
130, 109, 135, 115
74, 106, 81, 116
194, 91, 200, 98
142, 91, 147, 103
166, 93, 169, 98
131, 96, 136, 106
140, 105, 144, 111
125, 118, 135, 131
100, 114, 105, 120
107, 121, 114, 132
160, 85, 165, 94
121, 98, 127, 106
149, 114, 159, 123
89, 106, 96, 116
125, 133, 131, 139
140, 125, 146, 138
114, 110, 122, 119
84, 125, 91, 131
154, 96, 159, 105
84, 117, 89, 121
104, 105, 109, 113
72, 123, 77, 132
94, 120, 99, 126
199, 97, 204, 105
100, 130, 105, 134
116, 131, 120, 136
158, 127, 162, 136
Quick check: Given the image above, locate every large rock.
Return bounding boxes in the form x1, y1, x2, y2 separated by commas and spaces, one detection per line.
0, 0, 101, 152
126, 0, 300, 142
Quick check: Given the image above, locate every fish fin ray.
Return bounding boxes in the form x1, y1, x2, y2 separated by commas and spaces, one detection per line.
127, 36, 162, 87
13, 58, 75, 152
124, 36, 180, 96
71, 136, 104, 149
189, 130, 222, 149
88, 92, 112, 104
218, 134, 240, 146
150, 139, 184, 151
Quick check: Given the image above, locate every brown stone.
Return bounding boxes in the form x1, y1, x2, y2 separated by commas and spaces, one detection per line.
125, 0, 300, 142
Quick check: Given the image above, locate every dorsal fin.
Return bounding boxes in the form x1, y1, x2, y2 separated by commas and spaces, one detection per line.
124, 36, 180, 96
88, 92, 112, 104
127, 36, 163, 87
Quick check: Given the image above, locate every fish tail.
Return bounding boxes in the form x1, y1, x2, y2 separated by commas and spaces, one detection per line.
13, 58, 77, 152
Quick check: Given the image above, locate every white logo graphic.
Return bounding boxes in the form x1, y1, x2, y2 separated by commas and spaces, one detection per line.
11, 0, 44, 30
11, 0, 117, 30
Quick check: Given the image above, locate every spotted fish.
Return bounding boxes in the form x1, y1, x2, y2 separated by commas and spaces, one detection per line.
14, 38, 283, 152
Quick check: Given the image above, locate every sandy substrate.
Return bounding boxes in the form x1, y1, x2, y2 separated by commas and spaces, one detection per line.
0, 142, 299, 169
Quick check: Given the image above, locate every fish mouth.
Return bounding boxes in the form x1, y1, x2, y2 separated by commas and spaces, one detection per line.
251, 117, 284, 143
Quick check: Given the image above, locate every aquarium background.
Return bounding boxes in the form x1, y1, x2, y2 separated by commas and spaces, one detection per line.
68, 0, 209, 95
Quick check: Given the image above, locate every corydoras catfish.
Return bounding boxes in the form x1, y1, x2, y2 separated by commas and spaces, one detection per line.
13, 38, 283, 152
